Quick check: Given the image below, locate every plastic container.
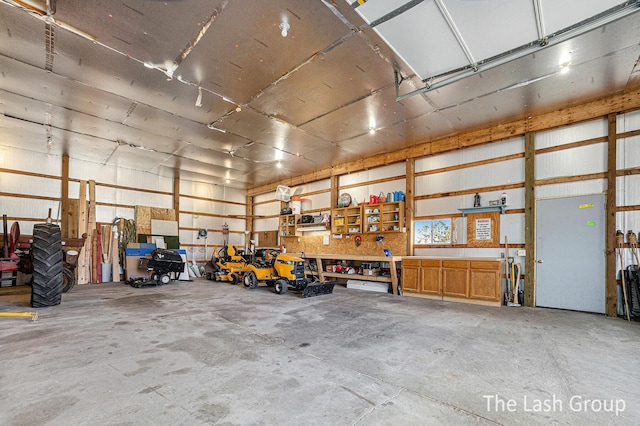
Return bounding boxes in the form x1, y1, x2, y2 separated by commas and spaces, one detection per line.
101, 263, 112, 282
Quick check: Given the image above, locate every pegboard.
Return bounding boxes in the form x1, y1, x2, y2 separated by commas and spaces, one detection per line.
281, 232, 407, 256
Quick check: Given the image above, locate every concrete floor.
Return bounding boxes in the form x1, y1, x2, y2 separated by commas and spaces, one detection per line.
1, 280, 639, 426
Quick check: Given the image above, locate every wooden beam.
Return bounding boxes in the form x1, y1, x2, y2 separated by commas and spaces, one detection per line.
77, 180, 88, 284
606, 114, 618, 317
246, 195, 253, 247
330, 175, 338, 210
524, 132, 535, 307
88, 180, 97, 283
246, 88, 640, 197
406, 159, 415, 256
415, 183, 524, 201
415, 152, 524, 177
61, 153, 69, 238
535, 136, 607, 155
173, 173, 180, 222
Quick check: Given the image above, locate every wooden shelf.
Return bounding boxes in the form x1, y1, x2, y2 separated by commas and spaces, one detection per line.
363, 201, 404, 232
279, 214, 297, 236
297, 253, 403, 295
331, 205, 362, 234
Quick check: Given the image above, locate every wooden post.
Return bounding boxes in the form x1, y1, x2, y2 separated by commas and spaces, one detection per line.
246, 195, 254, 247
524, 131, 536, 307
173, 173, 180, 216
88, 180, 97, 283
112, 236, 120, 282
77, 180, 88, 284
330, 175, 338, 210
606, 113, 618, 317
61, 153, 69, 238
405, 159, 415, 255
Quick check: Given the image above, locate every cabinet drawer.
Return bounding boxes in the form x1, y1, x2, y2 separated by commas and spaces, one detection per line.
442, 260, 468, 268
403, 259, 420, 267
420, 259, 440, 267
470, 261, 501, 271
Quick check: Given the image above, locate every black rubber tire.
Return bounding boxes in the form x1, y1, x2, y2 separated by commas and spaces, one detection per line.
31, 223, 63, 308
243, 271, 258, 289
61, 266, 76, 293
274, 279, 288, 294
230, 273, 239, 285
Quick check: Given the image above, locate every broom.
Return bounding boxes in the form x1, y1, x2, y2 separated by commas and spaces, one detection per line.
617, 230, 630, 321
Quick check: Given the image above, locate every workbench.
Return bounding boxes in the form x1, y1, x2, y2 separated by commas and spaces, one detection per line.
298, 253, 403, 295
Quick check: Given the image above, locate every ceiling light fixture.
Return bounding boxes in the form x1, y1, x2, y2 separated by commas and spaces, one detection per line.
195, 86, 203, 107
369, 127, 376, 134
207, 123, 226, 133
559, 62, 571, 74
279, 22, 290, 38
277, 161, 282, 168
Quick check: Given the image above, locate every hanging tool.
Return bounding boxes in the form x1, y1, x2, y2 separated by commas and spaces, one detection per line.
504, 236, 510, 305
0, 312, 39, 321
629, 231, 640, 266
512, 262, 521, 306
616, 230, 630, 321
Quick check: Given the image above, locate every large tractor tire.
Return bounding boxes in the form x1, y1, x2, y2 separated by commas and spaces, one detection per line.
61, 266, 76, 293
31, 223, 63, 307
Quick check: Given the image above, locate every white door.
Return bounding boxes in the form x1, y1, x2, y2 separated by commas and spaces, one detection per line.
535, 194, 605, 313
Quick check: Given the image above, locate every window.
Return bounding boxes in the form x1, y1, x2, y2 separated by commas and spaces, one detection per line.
414, 218, 452, 245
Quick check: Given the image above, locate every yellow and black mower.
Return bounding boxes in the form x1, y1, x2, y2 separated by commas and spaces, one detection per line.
204, 244, 251, 284
242, 250, 334, 297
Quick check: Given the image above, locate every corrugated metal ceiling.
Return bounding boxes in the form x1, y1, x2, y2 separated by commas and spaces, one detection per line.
0, 0, 639, 190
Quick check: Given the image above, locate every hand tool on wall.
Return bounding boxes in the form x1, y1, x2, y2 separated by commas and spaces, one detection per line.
629, 231, 640, 266
504, 236, 508, 304
513, 262, 521, 306
616, 230, 630, 321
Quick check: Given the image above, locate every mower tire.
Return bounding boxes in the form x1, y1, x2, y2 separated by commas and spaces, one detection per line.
274, 279, 288, 294
31, 223, 63, 307
243, 271, 258, 289
230, 272, 239, 285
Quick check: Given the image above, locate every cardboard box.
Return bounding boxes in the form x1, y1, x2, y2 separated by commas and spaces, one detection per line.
362, 268, 381, 276
125, 256, 151, 280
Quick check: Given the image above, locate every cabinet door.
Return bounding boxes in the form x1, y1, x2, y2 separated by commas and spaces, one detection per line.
442, 261, 469, 297
470, 270, 500, 301
420, 266, 442, 295
402, 260, 419, 292
469, 261, 501, 301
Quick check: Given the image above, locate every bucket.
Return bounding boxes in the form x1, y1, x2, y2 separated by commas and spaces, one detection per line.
101, 263, 112, 282
65, 249, 79, 266
291, 195, 301, 214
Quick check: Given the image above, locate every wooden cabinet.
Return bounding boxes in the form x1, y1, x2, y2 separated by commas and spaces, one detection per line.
420, 259, 442, 295
363, 201, 404, 233
332, 206, 362, 234
469, 261, 502, 301
279, 214, 297, 236
401, 257, 504, 306
402, 259, 420, 292
442, 260, 469, 297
